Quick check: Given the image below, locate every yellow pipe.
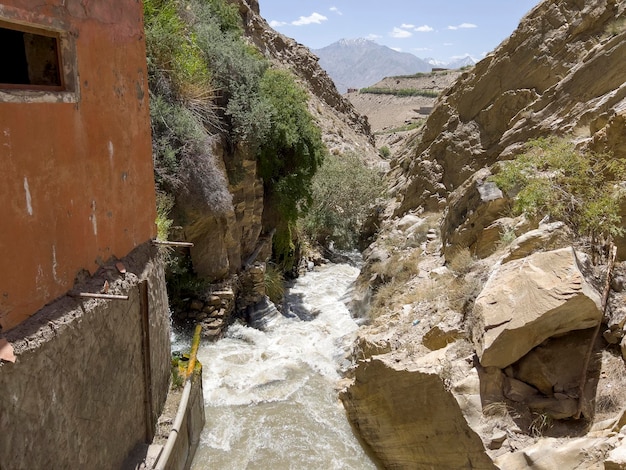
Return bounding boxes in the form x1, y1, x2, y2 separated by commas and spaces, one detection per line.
185, 324, 202, 380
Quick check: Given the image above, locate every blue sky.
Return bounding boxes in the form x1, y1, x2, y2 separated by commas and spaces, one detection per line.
258, 1, 540, 62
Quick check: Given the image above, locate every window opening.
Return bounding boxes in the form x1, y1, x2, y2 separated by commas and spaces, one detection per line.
0, 23, 62, 89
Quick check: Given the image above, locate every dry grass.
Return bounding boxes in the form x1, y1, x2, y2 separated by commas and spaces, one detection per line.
447, 247, 474, 275
369, 247, 486, 324
371, 248, 422, 284
595, 350, 626, 419
529, 412, 553, 437
483, 402, 513, 419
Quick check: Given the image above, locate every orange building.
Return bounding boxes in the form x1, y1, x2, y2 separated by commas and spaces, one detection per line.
0, 0, 157, 331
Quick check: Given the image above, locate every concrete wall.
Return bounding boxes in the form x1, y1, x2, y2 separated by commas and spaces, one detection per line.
163, 372, 206, 470
0, 244, 170, 470
0, 0, 156, 331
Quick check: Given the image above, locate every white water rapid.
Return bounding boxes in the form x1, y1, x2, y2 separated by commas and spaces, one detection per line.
190, 261, 377, 469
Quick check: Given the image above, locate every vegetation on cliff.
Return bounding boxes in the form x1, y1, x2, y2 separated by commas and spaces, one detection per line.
144, 0, 326, 276
359, 87, 438, 98
492, 137, 626, 250
303, 152, 385, 250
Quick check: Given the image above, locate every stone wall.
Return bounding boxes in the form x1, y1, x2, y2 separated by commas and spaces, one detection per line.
0, 244, 170, 470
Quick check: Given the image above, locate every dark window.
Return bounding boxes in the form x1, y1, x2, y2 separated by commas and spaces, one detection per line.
0, 24, 62, 88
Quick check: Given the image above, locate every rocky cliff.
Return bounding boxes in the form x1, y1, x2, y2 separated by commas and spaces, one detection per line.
164, 0, 379, 285
343, 0, 626, 468
391, 0, 626, 216
233, 0, 378, 161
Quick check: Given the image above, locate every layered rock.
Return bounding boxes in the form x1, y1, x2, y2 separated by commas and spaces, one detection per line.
346, 0, 626, 467
391, 0, 626, 216
340, 351, 496, 470
472, 248, 602, 369
440, 168, 508, 257
176, 142, 264, 280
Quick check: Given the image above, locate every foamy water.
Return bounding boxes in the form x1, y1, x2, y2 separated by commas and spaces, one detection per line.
190, 262, 377, 469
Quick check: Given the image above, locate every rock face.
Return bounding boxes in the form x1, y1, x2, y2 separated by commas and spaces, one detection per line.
346, 0, 626, 467
177, 142, 264, 279
472, 248, 602, 369
440, 168, 508, 257
391, 0, 626, 215
174, 0, 380, 281
234, 0, 379, 160
495, 436, 618, 469
340, 352, 496, 470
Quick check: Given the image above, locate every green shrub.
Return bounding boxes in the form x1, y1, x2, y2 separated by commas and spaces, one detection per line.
375, 120, 425, 135
379, 146, 391, 158
150, 95, 206, 187
302, 152, 385, 250
144, 0, 213, 114
193, 8, 272, 145
491, 137, 626, 246
155, 192, 174, 241
257, 68, 326, 266
264, 263, 285, 304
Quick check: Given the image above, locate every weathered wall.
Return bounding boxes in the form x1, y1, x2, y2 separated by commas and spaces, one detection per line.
0, 0, 156, 330
161, 373, 205, 470
0, 244, 170, 470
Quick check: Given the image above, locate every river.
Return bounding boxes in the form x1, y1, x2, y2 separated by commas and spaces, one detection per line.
188, 261, 377, 469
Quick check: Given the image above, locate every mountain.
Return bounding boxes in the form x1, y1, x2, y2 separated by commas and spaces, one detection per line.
426, 54, 478, 69
313, 38, 432, 93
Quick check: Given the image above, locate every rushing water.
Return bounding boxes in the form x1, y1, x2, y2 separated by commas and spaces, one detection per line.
190, 261, 377, 469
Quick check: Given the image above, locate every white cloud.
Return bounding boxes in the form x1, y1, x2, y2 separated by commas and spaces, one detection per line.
330, 6, 342, 15
415, 25, 434, 32
414, 47, 432, 52
391, 27, 412, 38
401, 23, 415, 29
448, 22, 478, 30
443, 42, 454, 46
269, 20, 287, 28
292, 12, 328, 26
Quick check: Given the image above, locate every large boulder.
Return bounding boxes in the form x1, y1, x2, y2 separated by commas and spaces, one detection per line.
502, 221, 572, 263
472, 248, 602, 369
340, 350, 497, 469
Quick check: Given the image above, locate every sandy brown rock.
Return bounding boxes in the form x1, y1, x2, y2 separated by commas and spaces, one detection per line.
495, 436, 616, 469
502, 222, 572, 263
472, 248, 602, 369
340, 351, 497, 469
390, 0, 626, 217
441, 168, 508, 256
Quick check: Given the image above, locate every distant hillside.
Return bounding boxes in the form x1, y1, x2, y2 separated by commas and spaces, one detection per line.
313, 38, 431, 93
347, 70, 462, 133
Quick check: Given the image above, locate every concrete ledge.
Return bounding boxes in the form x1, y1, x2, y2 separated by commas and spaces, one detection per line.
154, 325, 205, 470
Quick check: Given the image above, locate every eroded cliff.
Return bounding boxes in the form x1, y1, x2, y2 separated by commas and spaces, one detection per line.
391, 0, 626, 216
345, 0, 626, 468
